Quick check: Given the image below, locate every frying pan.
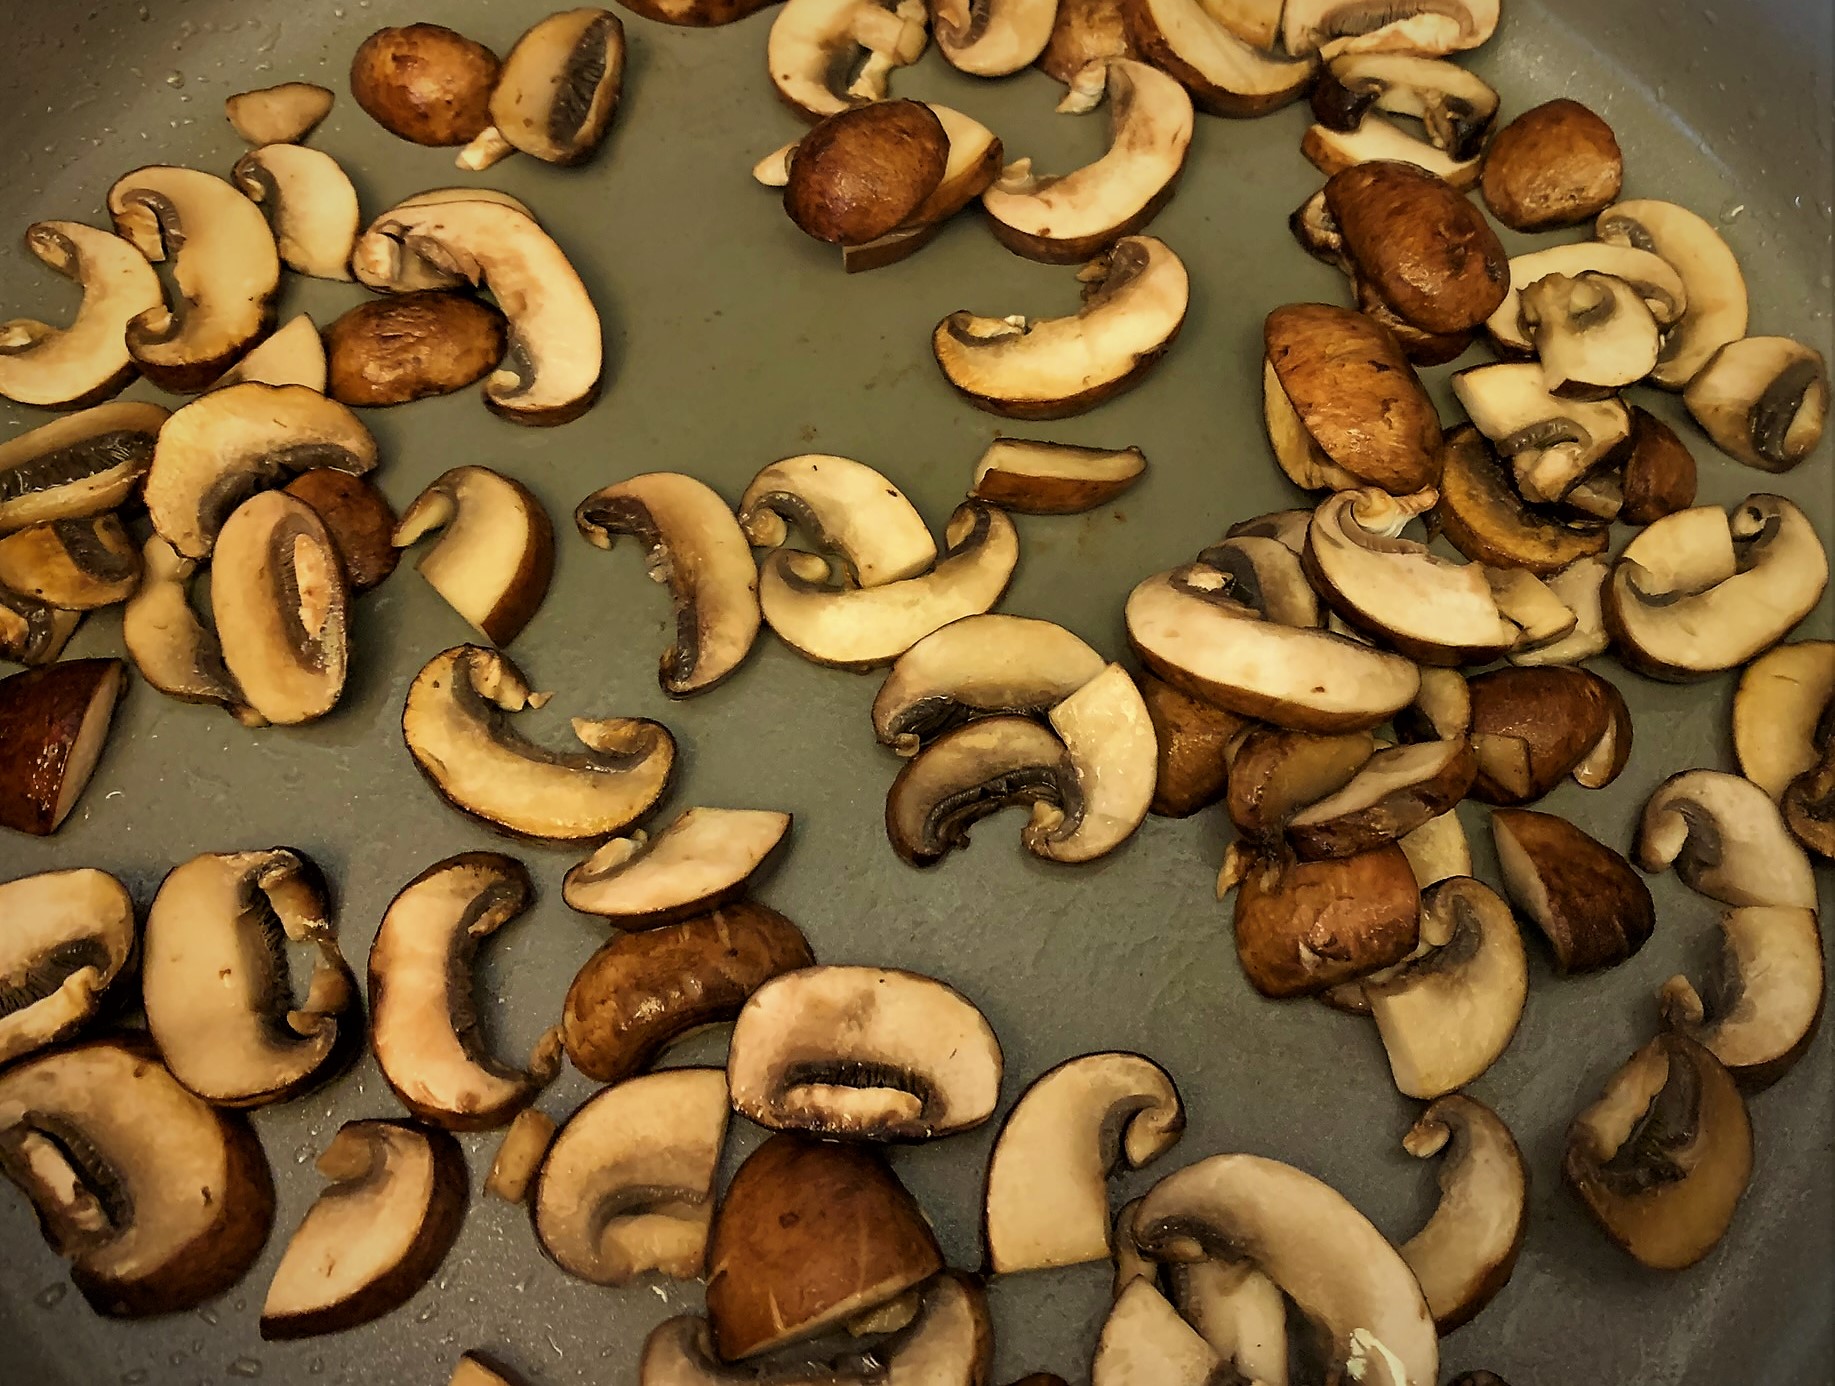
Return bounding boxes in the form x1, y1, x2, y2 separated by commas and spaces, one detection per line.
1, 0, 1830, 1381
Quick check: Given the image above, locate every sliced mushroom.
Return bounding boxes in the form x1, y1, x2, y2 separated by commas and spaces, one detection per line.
1286, 739, 1478, 861
351, 190, 539, 294
1023, 663, 1157, 863
1141, 672, 1249, 818
395, 466, 554, 646
0, 221, 164, 409
1507, 556, 1609, 666
1521, 272, 1660, 396
969, 438, 1146, 514
325, 290, 509, 408
402, 645, 675, 839
1302, 114, 1481, 188
213, 313, 328, 392
0, 658, 125, 836
1232, 845, 1421, 998
260, 1120, 466, 1339
0, 402, 166, 535
1480, 99, 1622, 231
370, 852, 562, 1129
769, 0, 931, 120
1660, 905, 1823, 1090
283, 468, 398, 594
728, 964, 1002, 1140
1227, 725, 1378, 844
885, 715, 1071, 866
351, 23, 501, 146
1459, 666, 1628, 804
1164, 1261, 1287, 1384
1733, 641, 1835, 798
577, 472, 761, 695
1635, 769, 1818, 910
1491, 808, 1655, 973
985, 1052, 1183, 1274
1284, 0, 1497, 58
481, 8, 625, 167
1683, 336, 1829, 472
1397, 1095, 1527, 1332
0, 588, 79, 668
783, 102, 949, 248
740, 454, 935, 587
563, 808, 795, 926
0, 868, 135, 1068
1039, 0, 1136, 85
485, 1109, 557, 1205
1311, 52, 1497, 159
1092, 1280, 1221, 1386
121, 535, 252, 721
1485, 566, 1577, 651
1435, 425, 1608, 575
932, 0, 1055, 74
1452, 362, 1631, 504
1782, 742, 1835, 859
1596, 199, 1749, 390
226, 82, 334, 144
0, 515, 139, 611
0, 1039, 274, 1317
231, 144, 359, 281
933, 236, 1188, 419
533, 1067, 729, 1285
1483, 243, 1686, 358
840, 104, 1005, 269
1122, 0, 1316, 117
561, 901, 814, 1081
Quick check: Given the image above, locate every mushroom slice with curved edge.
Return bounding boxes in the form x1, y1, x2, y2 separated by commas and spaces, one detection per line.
984, 1052, 1183, 1274
1163, 1261, 1287, 1384
1284, 0, 1497, 57
145, 382, 377, 560
1397, 1095, 1527, 1332
1509, 556, 1610, 666
226, 82, 334, 145
1141, 672, 1248, 819
1225, 725, 1376, 846
885, 715, 1071, 866
212, 313, 328, 392
0, 221, 164, 410
740, 454, 935, 587
1311, 52, 1497, 159
0, 515, 140, 610
1459, 666, 1626, 805
761, 502, 1017, 671
284, 468, 398, 594
1302, 114, 1481, 187
0, 1039, 274, 1318
1605, 495, 1828, 680
969, 438, 1146, 514
403, 645, 674, 840
475, 8, 625, 168
778, 104, 941, 249
1286, 739, 1478, 861
1092, 1280, 1221, 1386
1596, 199, 1749, 390
1435, 425, 1608, 576
1521, 272, 1661, 396
1635, 769, 1819, 911
729, 965, 1002, 1141
106, 166, 281, 392
0, 659, 127, 837
1684, 336, 1829, 472
232, 145, 360, 281
1232, 844, 1421, 998
1492, 808, 1654, 973
1485, 567, 1576, 652
564, 808, 794, 926
934, 236, 1188, 420
873, 614, 1106, 754
534, 1068, 729, 1286
562, 901, 814, 1082
1660, 905, 1824, 1091
0, 401, 167, 535
351, 189, 539, 294
1483, 242, 1686, 358
1365, 878, 1527, 1099
122, 535, 253, 723
260, 1120, 465, 1340
352, 200, 601, 424
1451, 363, 1631, 504
0, 868, 135, 1067
396, 467, 554, 646
1122, 0, 1315, 118
370, 852, 563, 1129
144, 848, 357, 1107
0, 590, 80, 668
486, 1109, 556, 1205
932, 0, 1056, 75
982, 61, 1193, 266
1134, 1153, 1438, 1386
1565, 1032, 1752, 1270
840, 104, 1006, 271
1022, 663, 1157, 864
769, 0, 931, 121
1733, 641, 1835, 798
577, 472, 761, 695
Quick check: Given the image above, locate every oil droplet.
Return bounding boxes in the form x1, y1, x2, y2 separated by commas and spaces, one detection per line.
168, 1353, 186, 1367
197, 1307, 220, 1326
33, 1282, 67, 1309
137, 2, 150, 17
308, 1360, 325, 1376
165, 70, 184, 88
415, 1304, 438, 1323
191, 1339, 205, 1354
228, 1357, 263, 1378
122, 1371, 150, 1385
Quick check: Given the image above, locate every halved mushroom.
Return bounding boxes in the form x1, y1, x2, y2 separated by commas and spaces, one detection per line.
1460, 666, 1627, 804
402, 645, 675, 839
0, 515, 140, 610
0, 221, 164, 409
476, 8, 625, 168
226, 82, 334, 145
1023, 663, 1157, 863
1141, 672, 1248, 818
370, 852, 562, 1129
1311, 52, 1497, 159
0, 1039, 274, 1317
932, 0, 1056, 74
213, 313, 328, 392
1635, 769, 1818, 910
1492, 808, 1655, 973
845, 104, 1006, 269
485, 1109, 557, 1205
1227, 725, 1378, 844
769, 0, 931, 120
1284, 0, 1497, 58
144, 848, 356, 1107
1480, 99, 1623, 232
1733, 641, 1835, 798
729, 964, 1002, 1140
1038, 0, 1135, 85
577, 472, 761, 695
1285, 739, 1478, 861
969, 438, 1146, 514
1092, 1280, 1221, 1386
232, 145, 360, 281
885, 715, 1071, 865
121, 535, 252, 722
0, 658, 125, 836
1163, 1261, 1287, 1384
1232, 845, 1421, 998
1133, 1153, 1438, 1386
0, 401, 167, 535
783, 101, 950, 248
1483, 243, 1686, 358
534, 1067, 729, 1285
352, 200, 601, 424
106, 166, 281, 392
260, 1119, 466, 1339
0, 868, 135, 1067
1122, 0, 1315, 117
1683, 336, 1828, 472
985, 1052, 1183, 1274
1596, 199, 1749, 390
1521, 272, 1661, 396
1452, 362, 1631, 504
1397, 1095, 1527, 1332
1435, 425, 1608, 575
1302, 114, 1481, 188
1660, 905, 1823, 1090
351, 190, 539, 294
933, 236, 1188, 419
564, 808, 795, 926
1605, 494, 1828, 680
1365, 878, 1526, 1098
983, 61, 1193, 265
395, 467, 554, 646
1564, 1032, 1752, 1270
740, 454, 935, 587
562, 900, 814, 1081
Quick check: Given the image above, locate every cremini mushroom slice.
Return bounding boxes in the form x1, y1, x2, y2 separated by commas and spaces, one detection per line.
1485, 566, 1577, 652
1683, 336, 1829, 472
984, 1052, 1183, 1274
932, 0, 1056, 75
0, 401, 166, 535
846, 103, 1005, 268
783, 102, 950, 247
0, 659, 125, 837
351, 189, 539, 294
122, 535, 253, 722
352, 200, 602, 424
1452, 362, 1632, 504
1491, 808, 1655, 973
0, 1039, 274, 1318
260, 1119, 467, 1340
1285, 739, 1478, 861
1227, 725, 1378, 845
1092, 1280, 1222, 1386
533, 1068, 730, 1286
371, 852, 563, 1129
1435, 425, 1608, 576
1564, 1032, 1753, 1271
0, 221, 164, 409
1635, 769, 1819, 911
1284, 0, 1497, 58
933, 235, 1189, 419
1163, 1261, 1287, 1384
226, 82, 334, 145
885, 715, 1072, 866
1398, 807, 1472, 886
213, 313, 328, 392
968, 438, 1146, 514
768, 0, 931, 120
395, 466, 554, 646
1038, 0, 1135, 86
1133, 1153, 1438, 1386
1110, 1198, 1158, 1298
105, 166, 281, 392
402, 645, 675, 839
728, 964, 1002, 1140
983, 60, 1193, 265
1484, 242, 1686, 358
351, 23, 501, 146
144, 848, 357, 1108
1397, 1095, 1527, 1332
1782, 743, 1835, 859
1302, 114, 1481, 188
577, 472, 762, 695
0, 588, 80, 668
1022, 663, 1157, 863
562, 902, 813, 1081
324, 291, 509, 408
1521, 272, 1661, 396
1660, 905, 1824, 1090
0, 868, 135, 1068
1604, 494, 1828, 680
1596, 199, 1749, 390
1480, 99, 1623, 231
231, 144, 360, 281
1733, 641, 1835, 798
1141, 672, 1248, 819
1232, 844, 1421, 998
473, 8, 625, 168
0, 515, 140, 610
1311, 52, 1497, 158
1365, 878, 1527, 1098
1122, 0, 1316, 117
1614, 407, 1696, 527
1461, 666, 1630, 804
283, 468, 398, 593
563, 808, 795, 926
740, 454, 935, 587
486, 1109, 557, 1205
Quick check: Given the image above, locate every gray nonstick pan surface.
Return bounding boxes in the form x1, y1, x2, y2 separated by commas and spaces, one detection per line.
1, 0, 1831, 1382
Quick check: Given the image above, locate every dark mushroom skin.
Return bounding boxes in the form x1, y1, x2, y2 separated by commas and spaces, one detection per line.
1141, 672, 1249, 817
350, 24, 501, 146
1226, 725, 1376, 844
1621, 406, 1698, 525
1481, 99, 1624, 231
1491, 808, 1655, 973
324, 293, 509, 408
784, 102, 949, 246
1231, 844, 1421, 998
1452, 666, 1630, 805
1435, 425, 1609, 575
0, 658, 125, 836
1037, 0, 1134, 83
1782, 748, 1835, 858
283, 469, 399, 593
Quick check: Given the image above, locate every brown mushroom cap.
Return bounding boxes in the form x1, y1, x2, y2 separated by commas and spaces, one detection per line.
1037, 0, 1135, 84
1231, 844, 1421, 998
1621, 406, 1698, 525
1226, 724, 1377, 844
1141, 672, 1250, 818
785, 101, 949, 246
1435, 425, 1609, 575
1491, 808, 1655, 973
283, 469, 399, 594
1458, 666, 1627, 805
1480, 99, 1623, 231
324, 292, 509, 408
350, 24, 501, 146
